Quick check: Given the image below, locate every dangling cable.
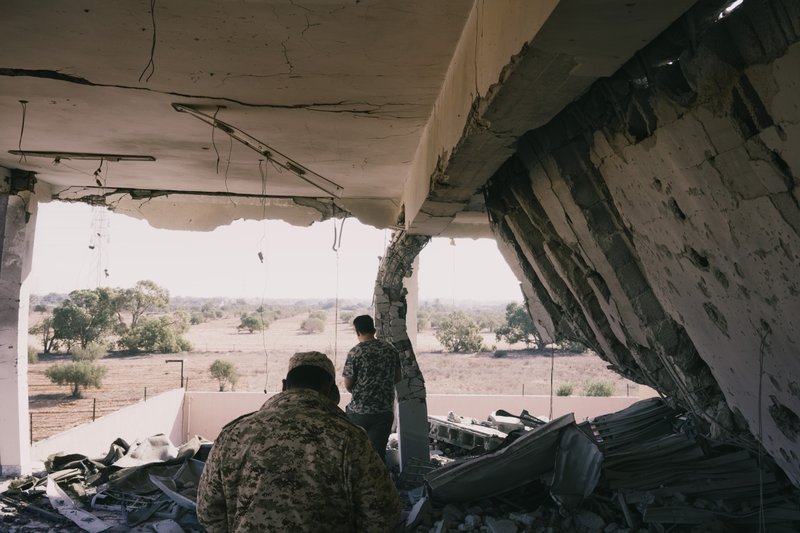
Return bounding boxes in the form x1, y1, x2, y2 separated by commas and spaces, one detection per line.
331, 216, 347, 368
549, 344, 555, 420
138, 0, 158, 82
757, 322, 771, 533
18, 100, 28, 164
450, 237, 457, 309
258, 160, 270, 393
212, 106, 222, 174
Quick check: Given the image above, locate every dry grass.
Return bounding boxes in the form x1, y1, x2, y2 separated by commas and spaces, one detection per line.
27, 312, 638, 441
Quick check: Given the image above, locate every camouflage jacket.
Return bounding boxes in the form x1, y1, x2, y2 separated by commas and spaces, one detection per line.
343, 339, 400, 415
197, 388, 401, 532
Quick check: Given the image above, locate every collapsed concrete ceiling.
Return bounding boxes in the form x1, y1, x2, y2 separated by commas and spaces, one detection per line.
4, 0, 798, 490
1, 0, 692, 235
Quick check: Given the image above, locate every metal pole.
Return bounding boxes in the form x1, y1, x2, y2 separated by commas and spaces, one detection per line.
30, 412, 33, 445
144, 387, 147, 401
92, 398, 96, 421
165, 359, 185, 388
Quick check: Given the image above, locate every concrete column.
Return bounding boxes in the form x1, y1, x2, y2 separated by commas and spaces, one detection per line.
374, 231, 430, 471
0, 171, 38, 476
403, 256, 419, 349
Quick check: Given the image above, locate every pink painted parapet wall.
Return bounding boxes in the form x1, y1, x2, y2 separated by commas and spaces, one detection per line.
184, 390, 658, 441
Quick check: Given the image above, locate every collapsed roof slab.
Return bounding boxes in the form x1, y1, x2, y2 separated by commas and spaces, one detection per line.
404, 0, 696, 237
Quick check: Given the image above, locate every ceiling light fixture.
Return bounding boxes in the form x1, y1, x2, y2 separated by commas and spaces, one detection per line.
8, 150, 155, 162
172, 103, 343, 198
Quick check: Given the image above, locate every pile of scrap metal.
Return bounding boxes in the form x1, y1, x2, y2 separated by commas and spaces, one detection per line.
428, 410, 547, 456
1, 434, 210, 532
408, 398, 800, 532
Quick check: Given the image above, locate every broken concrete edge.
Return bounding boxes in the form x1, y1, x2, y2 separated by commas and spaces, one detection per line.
484, 0, 800, 486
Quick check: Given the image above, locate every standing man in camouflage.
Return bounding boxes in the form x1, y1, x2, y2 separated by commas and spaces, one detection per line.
343, 315, 402, 463
197, 351, 401, 532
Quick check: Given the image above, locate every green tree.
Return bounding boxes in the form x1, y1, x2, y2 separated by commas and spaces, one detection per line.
121, 280, 170, 329
434, 311, 485, 352
52, 288, 123, 350
29, 315, 59, 354
118, 314, 192, 353
45, 361, 107, 398
495, 302, 545, 349
238, 313, 266, 333
210, 360, 239, 391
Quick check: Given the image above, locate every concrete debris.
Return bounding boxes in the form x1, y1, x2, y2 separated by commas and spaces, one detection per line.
1, 434, 209, 532
411, 398, 800, 532
426, 414, 575, 502
485, 516, 518, 533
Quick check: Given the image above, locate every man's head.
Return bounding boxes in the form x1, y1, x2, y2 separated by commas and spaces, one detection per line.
353, 315, 376, 336
283, 351, 339, 402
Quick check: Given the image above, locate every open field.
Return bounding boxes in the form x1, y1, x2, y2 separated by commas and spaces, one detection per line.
27, 312, 640, 442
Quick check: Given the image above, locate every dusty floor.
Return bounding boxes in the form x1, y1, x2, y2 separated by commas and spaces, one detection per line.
27, 313, 638, 441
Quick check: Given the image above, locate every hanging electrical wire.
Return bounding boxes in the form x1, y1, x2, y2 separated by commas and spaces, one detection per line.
138, 0, 158, 82
258, 159, 270, 393
17, 100, 28, 163
450, 237, 457, 309
549, 344, 555, 420
212, 106, 222, 174
331, 216, 347, 368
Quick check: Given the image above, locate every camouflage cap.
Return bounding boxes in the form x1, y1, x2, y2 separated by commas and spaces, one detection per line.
288, 351, 335, 379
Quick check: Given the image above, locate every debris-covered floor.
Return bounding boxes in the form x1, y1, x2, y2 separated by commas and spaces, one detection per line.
2, 398, 799, 532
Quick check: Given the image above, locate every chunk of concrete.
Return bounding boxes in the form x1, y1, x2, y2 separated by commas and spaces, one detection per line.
485, 516, 518, 533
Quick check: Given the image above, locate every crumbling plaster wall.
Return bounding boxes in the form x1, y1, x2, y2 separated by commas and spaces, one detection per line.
486, 0, 800, 485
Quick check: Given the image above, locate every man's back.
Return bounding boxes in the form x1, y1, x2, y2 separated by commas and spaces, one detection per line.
344, 339, 400, 414
197, 388, 400, 532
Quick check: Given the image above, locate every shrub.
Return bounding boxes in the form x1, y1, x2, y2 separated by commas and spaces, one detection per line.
45, 361, 107, 398
556, 383, 574, 397
301, 317, 325, 334
309, 310, 327, 321
493, 349, 508, 358
28, 346, 39, 364
238, 313, 266, 333
585, 380, 615, 397
434, 311, 485, 352
71, 342, 106, 361
210, 360, 239, 392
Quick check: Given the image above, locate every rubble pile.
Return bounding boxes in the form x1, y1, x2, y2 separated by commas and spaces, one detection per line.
410, 399, 800, 533
1, 435, 210, 532
3, 398, 799, 532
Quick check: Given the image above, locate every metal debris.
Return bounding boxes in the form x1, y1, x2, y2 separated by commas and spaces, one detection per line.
1, 434, 208, 532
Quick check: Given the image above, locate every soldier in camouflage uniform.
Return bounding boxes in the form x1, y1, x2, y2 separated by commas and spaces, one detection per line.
343, 315, 401, 463
197, 351, 401, 532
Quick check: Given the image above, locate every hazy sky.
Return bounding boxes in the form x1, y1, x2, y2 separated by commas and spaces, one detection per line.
29, 201, 523, 303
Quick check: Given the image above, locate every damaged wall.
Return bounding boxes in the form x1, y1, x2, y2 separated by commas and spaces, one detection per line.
485, 0, 800, 485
